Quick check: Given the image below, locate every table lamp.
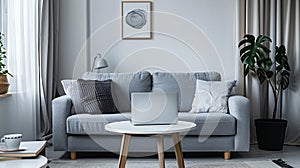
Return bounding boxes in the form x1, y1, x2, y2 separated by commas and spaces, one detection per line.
91, 53, 108, 72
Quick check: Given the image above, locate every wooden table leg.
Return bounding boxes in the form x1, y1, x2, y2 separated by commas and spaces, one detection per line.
118, 134, 131, 168
224, 151, 231, 160
40, 147, 46, 156
157, 135, 165, 168
70, 152, 76, 160
172, 133, 185, 168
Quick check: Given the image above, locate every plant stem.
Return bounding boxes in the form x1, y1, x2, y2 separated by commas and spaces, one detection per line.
267, 78, 278, 119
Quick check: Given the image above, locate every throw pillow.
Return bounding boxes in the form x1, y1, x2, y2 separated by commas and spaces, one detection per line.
61, 80, 84, 113
77, 79, 119, 114
189, 80, 236, 113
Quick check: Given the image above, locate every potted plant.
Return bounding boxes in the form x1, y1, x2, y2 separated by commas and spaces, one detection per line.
238, 34, 291, 151
0, 32, 13, 94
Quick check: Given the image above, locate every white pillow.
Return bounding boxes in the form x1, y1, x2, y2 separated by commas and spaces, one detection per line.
189, 80, 236, 113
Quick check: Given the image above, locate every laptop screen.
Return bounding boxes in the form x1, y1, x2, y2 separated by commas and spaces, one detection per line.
131, 91, 178, 125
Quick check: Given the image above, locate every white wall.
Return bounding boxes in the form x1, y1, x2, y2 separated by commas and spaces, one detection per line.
0, 97, 13, 139
59, 0, 237, 80
58, 0, 88, 80
0, 95, 36, 141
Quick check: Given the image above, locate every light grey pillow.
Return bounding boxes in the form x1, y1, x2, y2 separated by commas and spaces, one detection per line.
189, 80, 236, 113
61, 79, 84, 113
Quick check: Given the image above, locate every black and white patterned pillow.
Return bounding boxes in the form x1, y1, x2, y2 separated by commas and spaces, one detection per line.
77, 79, 119, 114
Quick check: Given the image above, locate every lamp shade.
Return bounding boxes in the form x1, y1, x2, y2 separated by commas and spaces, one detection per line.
91, 53, 108, 72
94, 57, 108, 70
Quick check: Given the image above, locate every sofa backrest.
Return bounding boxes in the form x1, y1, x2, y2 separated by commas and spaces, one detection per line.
81, 71, 152, 112
152, 72, 221, 111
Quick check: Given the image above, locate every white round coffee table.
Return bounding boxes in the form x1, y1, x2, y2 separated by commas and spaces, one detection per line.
105, 121, 196, 168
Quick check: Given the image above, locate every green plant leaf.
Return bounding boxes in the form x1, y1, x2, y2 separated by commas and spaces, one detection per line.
280, 70, 290, 90
257, 68, 267, 83
276, 65, 283, 72
284, 63, 291, 71
238, 34, 255, 47
257, 35, 272, 43
255, 48, 266, 60
240, 45, 252, 57
266, 71, 273, 78
257, 43, 271, 55
0, 32, 11, 76
243, 54, 252, 64
265, 58, 273, 70
241, 50, 252, 63
274, 45, 291, 91
238, 34, 273, 82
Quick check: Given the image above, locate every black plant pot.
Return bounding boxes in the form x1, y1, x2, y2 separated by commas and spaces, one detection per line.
255, 119, 287, 151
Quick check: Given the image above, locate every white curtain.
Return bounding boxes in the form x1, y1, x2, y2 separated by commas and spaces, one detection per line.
236, 0, 300, 145
0, 0, 6, 33
6, 0, 57, 140
7, 0, 39, 140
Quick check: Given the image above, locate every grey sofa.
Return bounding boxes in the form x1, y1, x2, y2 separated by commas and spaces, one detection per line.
52, 71, 250, 160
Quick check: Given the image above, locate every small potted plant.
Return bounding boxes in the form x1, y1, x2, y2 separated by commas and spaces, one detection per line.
238, 34, 291, 150
0, 32, 13, 94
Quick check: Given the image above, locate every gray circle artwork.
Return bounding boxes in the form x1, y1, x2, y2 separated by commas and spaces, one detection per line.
126, 9, 147, 29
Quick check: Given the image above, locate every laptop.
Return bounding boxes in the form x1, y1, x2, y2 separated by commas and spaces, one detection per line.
131, 91, 178, 125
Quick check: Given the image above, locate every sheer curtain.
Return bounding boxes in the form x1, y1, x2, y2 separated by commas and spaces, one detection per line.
0, 0, 6, 33
6, 0, 58, 140
236, 0, 300, 145
7, 0, 39, 140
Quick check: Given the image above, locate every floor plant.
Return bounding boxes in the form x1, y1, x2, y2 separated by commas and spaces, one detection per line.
238, 34, 291, 150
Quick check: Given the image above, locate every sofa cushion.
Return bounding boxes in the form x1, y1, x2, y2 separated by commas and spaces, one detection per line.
66, 112, 235, 136
61, 80, 84, 113
190, 80, 236, 113
62, 79, 119, 114
66, 113, 131, 135
77, 79, 119, 114
81, 71, 152, 112
152, 72, 221, 111
179, 112, 236, 136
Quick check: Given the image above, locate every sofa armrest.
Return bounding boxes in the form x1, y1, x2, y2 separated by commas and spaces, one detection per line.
228, 95, 250, 152
52, 95, 72, 151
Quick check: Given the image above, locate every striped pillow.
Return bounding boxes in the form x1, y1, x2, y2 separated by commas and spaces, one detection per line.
77, 79, 119, 114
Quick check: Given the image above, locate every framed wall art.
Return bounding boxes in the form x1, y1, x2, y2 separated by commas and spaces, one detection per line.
121, 1, 152, 39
